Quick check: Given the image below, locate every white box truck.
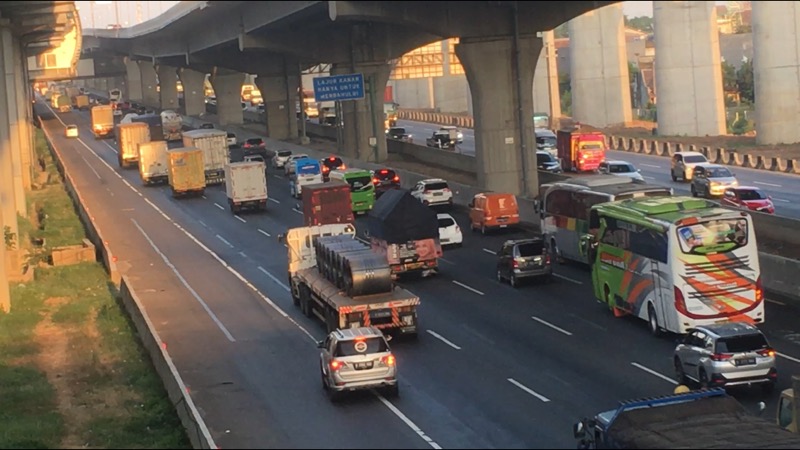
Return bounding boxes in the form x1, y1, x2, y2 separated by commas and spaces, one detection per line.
224, 161, 268, 214
138, 141, 169, 185
182, 129, 228, 185
161, 110, 183, 141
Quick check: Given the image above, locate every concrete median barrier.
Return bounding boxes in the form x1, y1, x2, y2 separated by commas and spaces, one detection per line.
387, 140, 476, 173
759, 253, 800, 301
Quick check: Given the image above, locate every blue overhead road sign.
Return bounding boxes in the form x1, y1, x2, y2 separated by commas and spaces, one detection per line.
312, 73, 365, 102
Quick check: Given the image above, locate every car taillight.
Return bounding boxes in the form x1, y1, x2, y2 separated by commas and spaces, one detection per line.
382, 355, 396, 366
393, 175, 400, 182
330, 360, 344, 371
512, 259, 520, 268
443, 188, 451, 192
711, 353, 733, 361
674, 286, 688, 315
455, 225, 460, 233
757, 348, 776, 357
373, 178, 380, 184
545, 254, 551, 264
755, 276, 763, 303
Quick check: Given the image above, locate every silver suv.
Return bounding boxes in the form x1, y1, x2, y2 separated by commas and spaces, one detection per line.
690, 163, 738, 198
318, 327, 399, 402
674, 322, 777, 393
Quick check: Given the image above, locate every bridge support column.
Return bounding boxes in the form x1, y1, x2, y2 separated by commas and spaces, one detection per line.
331, 63, 392, 162
255, 61, 299, 141
456, 36, 539, 197
753, 2, 800, 145
157, 65, 179, 111
654, 1, 726, 136
1, 28, 25, 224
12, 40, 31, 193
124, 58, 142, 102
178, 67, 206, 116
138, 60, 159, 108
209, 70, 244, 126
568, 4, 632, 128
533, 30, 561, 126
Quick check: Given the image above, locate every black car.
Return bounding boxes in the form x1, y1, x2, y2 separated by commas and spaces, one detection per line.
320, 156, 345, 181
496, 238, 552, 288
386, 127, 412, 142
242, 137, 266, 152
536, 151, 562, 173
372, 168, 401, 198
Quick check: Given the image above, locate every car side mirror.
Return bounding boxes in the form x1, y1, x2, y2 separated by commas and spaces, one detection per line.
638, 169, 642, 172
468, 201, 474, 208
277, 234, 285, 243
316, 340, 325, 349
385, 334, 393, 342
768, 195, 772, 200
574, 421, 586, 439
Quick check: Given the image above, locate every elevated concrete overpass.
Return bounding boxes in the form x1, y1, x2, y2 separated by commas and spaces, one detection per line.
83, 1, 620, 197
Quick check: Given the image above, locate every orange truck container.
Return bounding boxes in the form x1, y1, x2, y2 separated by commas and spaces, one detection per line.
556, 130, 606, 172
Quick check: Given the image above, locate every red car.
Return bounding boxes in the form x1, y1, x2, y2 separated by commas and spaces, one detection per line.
720, 186, 775, 214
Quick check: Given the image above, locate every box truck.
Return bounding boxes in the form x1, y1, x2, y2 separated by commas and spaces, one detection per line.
182, 129, 228, 185
116, 122, 150, 169
160, 110, 183, 141
224, 161, 268, 213
167, 147, 206, 198
91, 105, 114, 139
138, 141, 169, 185
301, 181, 354, 227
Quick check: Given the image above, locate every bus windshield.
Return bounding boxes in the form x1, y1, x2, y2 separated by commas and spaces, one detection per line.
346, 175, 373, 192
676, 218, 748, 255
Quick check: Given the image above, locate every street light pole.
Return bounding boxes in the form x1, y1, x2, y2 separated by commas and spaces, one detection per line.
114, 1, 120, 27
89, 1, 96, 29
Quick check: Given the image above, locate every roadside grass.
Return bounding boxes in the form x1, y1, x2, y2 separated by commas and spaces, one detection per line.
0, 127, 190, 449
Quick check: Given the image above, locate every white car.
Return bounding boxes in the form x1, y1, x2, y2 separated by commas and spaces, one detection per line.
272, 150, 293, 168
598, 160, 644, 181
226, 132, 237, 147
65, 124, 79, 138
671, 151, 709, 182
437, 213, 462, 247
411, 178, 453, 207
284, 153, 310, 175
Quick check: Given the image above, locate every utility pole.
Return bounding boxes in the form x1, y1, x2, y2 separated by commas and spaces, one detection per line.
89, 1, 96, 29
114, 1, 120, 27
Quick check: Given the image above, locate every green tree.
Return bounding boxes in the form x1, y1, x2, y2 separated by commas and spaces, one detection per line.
624, 16, 654, 33
558, 73, 572, 116
554, 23, 569, 38
736, 60, 755, 104
734, 24, 752, 34
721, 61, 738, 93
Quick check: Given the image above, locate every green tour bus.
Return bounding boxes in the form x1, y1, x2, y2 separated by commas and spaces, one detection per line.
328, 168, 376, 214
583, 196, 762, 337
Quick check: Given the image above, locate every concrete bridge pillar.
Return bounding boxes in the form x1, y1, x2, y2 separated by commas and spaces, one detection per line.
654, 1, 726, 137
456, 36, 540, 197
209, 70, 245, 126
1, 28, 26, 225
138, 60, 159, 108
178, 67, 206, 117
124, 58, 143, 102
12, 40, 31, 193
568, 4, 632, 128
753, 2, 800, 145
255, 60, 299, 141
532, 30, 561, 125
330, 63, 392, 162
157, 64, 179, 111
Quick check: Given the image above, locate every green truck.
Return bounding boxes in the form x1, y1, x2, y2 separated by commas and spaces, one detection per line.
328, 168, 375, 215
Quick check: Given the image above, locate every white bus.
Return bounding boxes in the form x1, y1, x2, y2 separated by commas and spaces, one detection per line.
538, 176, 672, 264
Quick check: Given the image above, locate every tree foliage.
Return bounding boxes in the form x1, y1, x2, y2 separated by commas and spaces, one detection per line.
736, 60, 754, 104
625, 16, 653, 33
554, 23, 568, 38
721, 61, 738, 93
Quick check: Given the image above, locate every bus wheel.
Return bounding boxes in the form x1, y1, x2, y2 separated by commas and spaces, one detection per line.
551, 239, 565, 265
648, 304, 662, 337
606, 285, 625, 318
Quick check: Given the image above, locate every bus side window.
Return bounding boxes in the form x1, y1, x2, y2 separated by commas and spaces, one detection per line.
589, 210, 600, 229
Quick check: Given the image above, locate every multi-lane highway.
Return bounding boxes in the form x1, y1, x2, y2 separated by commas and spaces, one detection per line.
41, 102, 800, 448
397, 120, 800, 220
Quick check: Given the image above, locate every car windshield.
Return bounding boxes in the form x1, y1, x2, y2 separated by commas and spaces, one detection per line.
676, 218, 748, 255
609, 164, 634, 173
247, 156, 264, 163
684, 155, 707, 164
227, 133, 236, 138
277, 151, 292, 157
536, 136, 556, 147
537, 153, 555, 163
715, 333, 768, 353
518, 242, 544, 257
738, 190, 767, 201
247, 139, 262, 145
707, 167, 732, 178
390, 128, 405, 135
334, 337, 388, 357
323, 158, 342, 168
438, 217, 455, 228
376, 170, 396, 180
346, 175, 373, 192
424, 182, 449, 191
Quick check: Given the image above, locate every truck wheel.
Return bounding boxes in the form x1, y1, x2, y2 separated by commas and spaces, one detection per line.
299, 284, 313, 318
674, 357, 688, 385
326, 310, 338, 333
171, 187, 178, 198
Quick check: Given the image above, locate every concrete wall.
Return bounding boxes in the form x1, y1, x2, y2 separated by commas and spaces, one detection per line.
752, 2, 800, 145
389, 78, 434, 110
387, 139, 476, 173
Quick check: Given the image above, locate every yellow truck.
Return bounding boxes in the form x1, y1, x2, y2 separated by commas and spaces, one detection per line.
167, 147, 206, 198
138, 141, 169, 185
91, 105, 114, 139
116, 122, 150, 169
75, 94, 90, 111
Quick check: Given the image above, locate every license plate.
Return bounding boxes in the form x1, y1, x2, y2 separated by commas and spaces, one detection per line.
433, 192, 443, 196
354, 362, 374, 370
499, 225, 508, 228
498, 217, 508, 222
370, 310, 392, 319
441, 239, 449, 243
355, 202, 364, 206
735, 358, 756, 366
406, 262, 424, 270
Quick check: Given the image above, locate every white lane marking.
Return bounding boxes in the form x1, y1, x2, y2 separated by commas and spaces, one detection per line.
631, 362, 678, 385
79, 152, 102, 179
72, 122, 441, 450
214, 202, 225, 210
773, 198, 790, 203
234, 215, 247, 223
292, 208, 303, 215
553, 273, 583, 285
268, 198, 280, 204
482, 248, 496, 255
507, 378, 551, 403
778, 352, 800, 364
239, 251, 248, 258
643, 176, 655, 180
131, 219, 236, 342
198, 220, 207, 228
216, 234, 234, 248
754, 181, 782, 188
452, 280, 484, 296
375, 394, 442, 450
202, 195, 207, 199
767, 298, 786, 306
641, 164, 661, 169
531, 316, 573, 336
103, 141, 119, 154
426, 330, 461, 350
257, 266, 291, 292
258, 228, 271, 237
438, 257, 454, 265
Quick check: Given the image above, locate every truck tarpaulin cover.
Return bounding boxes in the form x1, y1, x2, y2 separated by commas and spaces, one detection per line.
609, 394, 800, 449
367, 189, 438, 244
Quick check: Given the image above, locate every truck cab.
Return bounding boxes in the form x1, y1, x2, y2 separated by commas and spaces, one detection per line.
556, 129, 606, 172
290, 158, 323, 198
329, 168, 375, 215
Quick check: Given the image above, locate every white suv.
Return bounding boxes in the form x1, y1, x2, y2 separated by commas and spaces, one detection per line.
671, 151, 709, 182
411, 178, 453, 207
318, 327, 398, 402
271, 150, 293, 169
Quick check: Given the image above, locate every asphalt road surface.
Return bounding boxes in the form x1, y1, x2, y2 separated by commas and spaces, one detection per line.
40, 102, 800, 448
397, 119, 800, 220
